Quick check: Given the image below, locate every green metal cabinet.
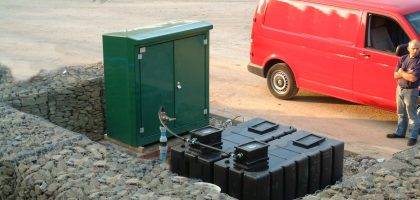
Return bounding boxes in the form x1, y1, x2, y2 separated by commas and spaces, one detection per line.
103, 21, 213, 147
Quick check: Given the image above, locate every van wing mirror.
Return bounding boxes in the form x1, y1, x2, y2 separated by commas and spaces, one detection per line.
396, 43, 408, 57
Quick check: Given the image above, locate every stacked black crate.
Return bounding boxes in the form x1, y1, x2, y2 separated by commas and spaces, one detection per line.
170, 118, 296, 181
170, 144, 189, 176
232, 141, 270, 200
213, 127, 344, 200
177, 125, 224, 181
170, 118, 345, 200
214, 145, 307, 200
271, 130, 345, 188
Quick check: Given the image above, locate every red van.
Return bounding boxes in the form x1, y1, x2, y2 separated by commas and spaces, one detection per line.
248, 0, 420, 111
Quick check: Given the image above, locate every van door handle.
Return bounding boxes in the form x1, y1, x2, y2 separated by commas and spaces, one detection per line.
379, 63, 391, 68
359, 52, 370, 59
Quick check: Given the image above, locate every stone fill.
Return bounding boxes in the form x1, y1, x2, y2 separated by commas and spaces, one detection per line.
0, 104, 84, 162
0, 64, 13, 85
0, 104, 234, 200
0, 63, 105, 140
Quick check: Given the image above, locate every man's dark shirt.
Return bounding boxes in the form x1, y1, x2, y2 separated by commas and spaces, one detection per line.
395, 54, 420, 88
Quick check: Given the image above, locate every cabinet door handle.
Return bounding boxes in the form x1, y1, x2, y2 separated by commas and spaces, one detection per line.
177, 82, 182, 90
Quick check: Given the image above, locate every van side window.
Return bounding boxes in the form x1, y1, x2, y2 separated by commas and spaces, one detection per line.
365, 14, 409, 53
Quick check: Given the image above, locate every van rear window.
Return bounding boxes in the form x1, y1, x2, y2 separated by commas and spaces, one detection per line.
263, 0, 360, 43
406, 11, 420, 35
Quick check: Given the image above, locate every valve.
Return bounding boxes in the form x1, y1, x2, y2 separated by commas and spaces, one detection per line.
159, 107, 176, 124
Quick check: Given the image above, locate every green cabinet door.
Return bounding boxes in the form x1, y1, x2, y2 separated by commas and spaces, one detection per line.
174, 35, 207, 127
138, 42, 175, 145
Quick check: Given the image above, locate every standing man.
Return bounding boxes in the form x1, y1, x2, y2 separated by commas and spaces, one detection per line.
387, 40, 420, 146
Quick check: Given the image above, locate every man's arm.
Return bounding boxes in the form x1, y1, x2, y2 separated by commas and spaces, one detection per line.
398, 69, 418, 82
394, 71, 403, 79
394, 57, 403, 79
393, 56, 418, 82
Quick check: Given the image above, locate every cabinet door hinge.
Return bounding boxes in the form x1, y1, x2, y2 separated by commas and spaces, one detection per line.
139, 127, 144, 134
203, 108, 208, 115
138, 47, 146, 60
203, 39, 208, 45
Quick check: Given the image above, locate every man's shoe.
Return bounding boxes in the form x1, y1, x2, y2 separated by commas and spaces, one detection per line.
407, 139, 417, 146
386, 133, 405, 138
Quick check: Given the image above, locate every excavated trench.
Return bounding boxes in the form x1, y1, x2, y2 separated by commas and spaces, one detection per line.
0, 64, 418, 199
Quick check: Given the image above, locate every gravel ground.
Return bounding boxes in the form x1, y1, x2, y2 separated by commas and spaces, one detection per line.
0, 0, 253, 80
304, 146, 420, 200
342, 152, 379, 179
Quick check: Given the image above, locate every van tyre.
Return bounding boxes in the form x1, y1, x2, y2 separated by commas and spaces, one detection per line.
267, 63, 298, 99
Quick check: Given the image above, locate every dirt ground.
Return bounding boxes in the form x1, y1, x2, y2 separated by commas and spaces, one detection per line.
0, 0, 406, 158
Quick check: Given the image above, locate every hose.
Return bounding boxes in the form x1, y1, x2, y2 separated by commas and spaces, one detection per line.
158, 112, 187, 142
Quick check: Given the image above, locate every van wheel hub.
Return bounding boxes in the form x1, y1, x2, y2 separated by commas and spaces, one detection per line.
272, 71, 288, 94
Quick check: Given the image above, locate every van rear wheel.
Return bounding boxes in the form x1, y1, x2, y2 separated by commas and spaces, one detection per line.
267, 63, 298, 99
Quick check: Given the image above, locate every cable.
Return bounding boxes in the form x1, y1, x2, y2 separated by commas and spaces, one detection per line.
158, 110, 294, 159
193, 140, 231, 157
158, 109, 232, 157
158, 109, 296, 159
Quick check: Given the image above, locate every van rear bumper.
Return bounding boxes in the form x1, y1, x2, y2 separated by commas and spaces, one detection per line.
247, 63, 264, 77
